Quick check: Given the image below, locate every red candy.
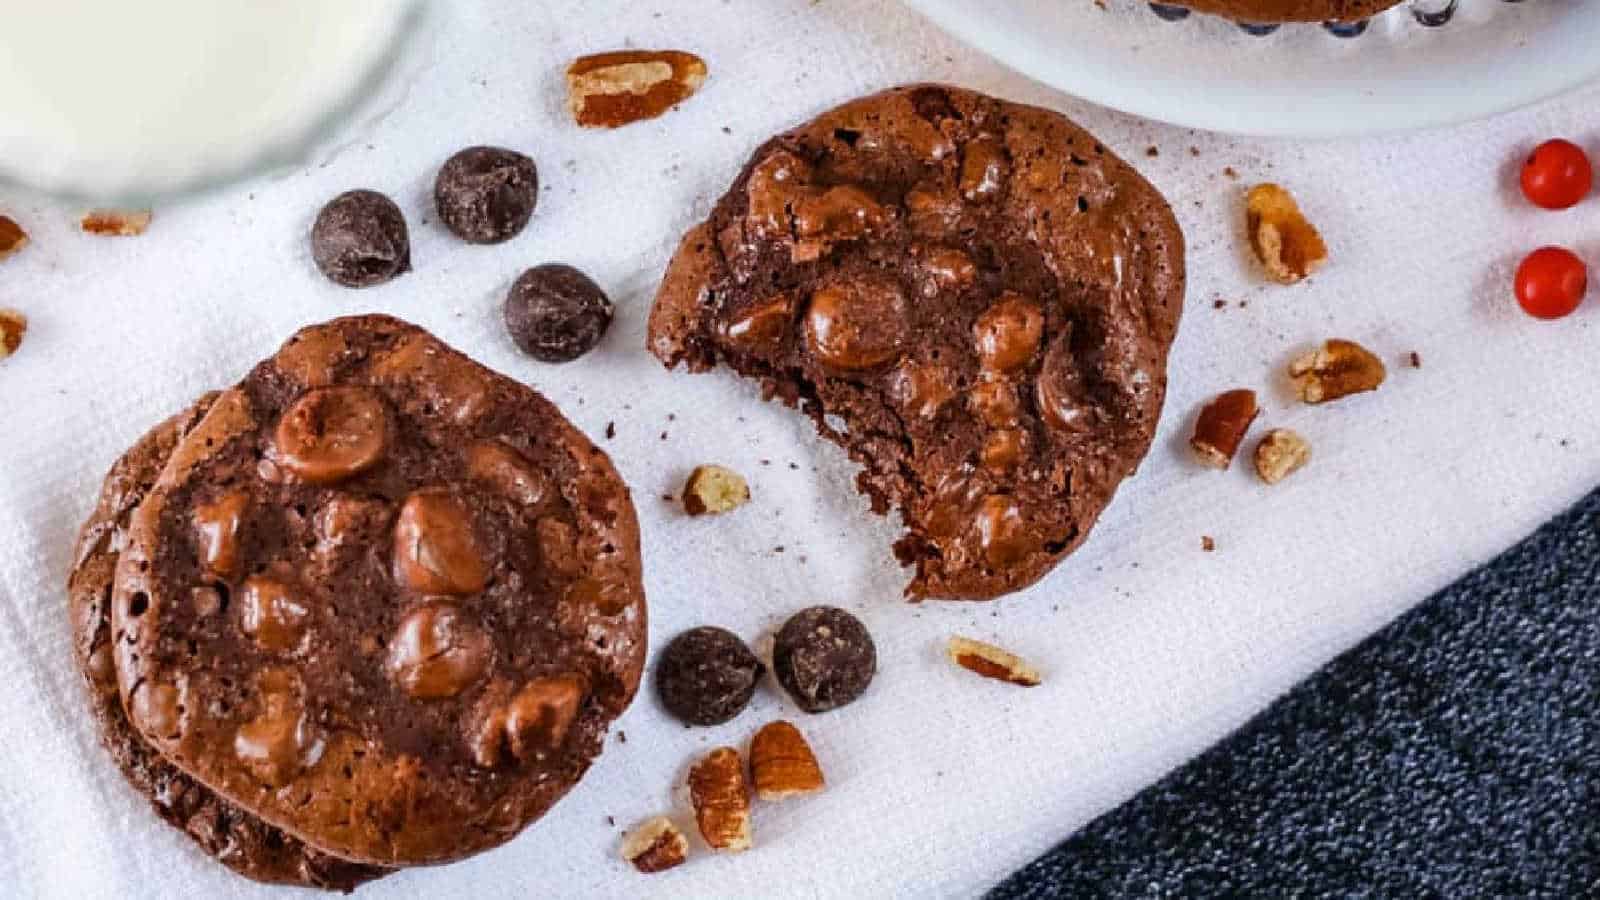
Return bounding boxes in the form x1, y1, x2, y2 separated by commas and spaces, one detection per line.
1514, 247, 1587, 320
1520, 139, 1592, 211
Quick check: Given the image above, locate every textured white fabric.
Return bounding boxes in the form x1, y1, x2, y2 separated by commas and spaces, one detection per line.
2, 3, 1598, 898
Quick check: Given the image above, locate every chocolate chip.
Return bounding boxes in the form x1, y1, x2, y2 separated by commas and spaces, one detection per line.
434, 146, 539, 245
656, 626, 763, 726
392, 490, 490, 596
503, 264, 614, 363
387, 602, 493, 699
310, 190, 410, 288
773, 606, 876, 713
272, 386, 390, 485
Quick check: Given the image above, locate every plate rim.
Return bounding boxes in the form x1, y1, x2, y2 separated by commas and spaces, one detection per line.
902, 0, 1600, 138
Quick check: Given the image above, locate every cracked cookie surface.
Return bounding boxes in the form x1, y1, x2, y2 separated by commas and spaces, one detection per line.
70, 394, 389, 891
111, 315, 646, 866
649, 85, 1184, 600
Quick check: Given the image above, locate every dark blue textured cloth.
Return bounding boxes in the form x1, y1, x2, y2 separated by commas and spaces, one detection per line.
991, 487, 1600, 899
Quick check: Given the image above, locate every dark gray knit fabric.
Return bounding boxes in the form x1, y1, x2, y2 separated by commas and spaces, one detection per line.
991, 487, 1600, 899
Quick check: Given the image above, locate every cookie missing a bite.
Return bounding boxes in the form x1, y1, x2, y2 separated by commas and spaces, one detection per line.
649, 85, 1185, 600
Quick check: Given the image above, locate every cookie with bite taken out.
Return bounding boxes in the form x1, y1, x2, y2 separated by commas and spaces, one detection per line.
648, 85, 1185, 600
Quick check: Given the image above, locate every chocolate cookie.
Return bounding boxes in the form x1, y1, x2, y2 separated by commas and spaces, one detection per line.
648, 85, 1185, 600
111, 315, 647, 866
68, 396, 388, 891
1168, 0, 1400, 22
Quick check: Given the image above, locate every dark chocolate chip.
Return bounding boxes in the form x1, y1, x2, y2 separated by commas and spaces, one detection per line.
773, 606, 876, 713
656, 626, 763, 726
503, 264, 614, 363
310, 190, 411, 288
434, 146, 539, 245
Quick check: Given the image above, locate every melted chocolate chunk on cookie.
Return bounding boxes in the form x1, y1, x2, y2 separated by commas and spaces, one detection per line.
648, 85, 1185, 600
68, 396, 390, 891
110, 316, 646, 867
435, 146, 540, 245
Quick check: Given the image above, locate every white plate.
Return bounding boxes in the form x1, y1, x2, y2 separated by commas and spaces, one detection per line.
901, 0, 1600, 137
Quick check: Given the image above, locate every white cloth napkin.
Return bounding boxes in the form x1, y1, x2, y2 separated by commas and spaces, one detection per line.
2, 2, 1598, 897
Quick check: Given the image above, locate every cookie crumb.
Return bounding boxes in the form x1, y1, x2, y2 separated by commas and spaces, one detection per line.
1201, 535, 1216, 552
1212, 298, 1228, 310
1407, 351, 1422, 369
1223, 166, 1239, 179
1145, 146, 1159, 158
605, 421, 616, 439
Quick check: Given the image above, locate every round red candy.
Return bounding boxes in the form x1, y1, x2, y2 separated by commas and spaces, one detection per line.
1514, 247, 1587, 320
1520, 139, 1592, 211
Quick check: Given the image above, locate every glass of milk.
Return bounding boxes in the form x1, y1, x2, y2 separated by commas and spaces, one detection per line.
0, 0, 424, 201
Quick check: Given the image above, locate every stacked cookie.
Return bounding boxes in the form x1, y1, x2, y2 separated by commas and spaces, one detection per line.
68, 315, 646, 889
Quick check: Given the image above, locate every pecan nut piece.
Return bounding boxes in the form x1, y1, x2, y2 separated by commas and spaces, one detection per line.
0, 215, 28, 260
567, 50, 708, 128
620, 817, 689, 873
80, 209, 152, 236
0, 308, 27, 360
1246, 184, 1327, 284
1254, 429, 1312, 485
1289, 339, 1386, 404
947, 636, 1041, 687
688, 747, 752, 852
750, 720, 825, 801
1190, 389, 1260, 469
682, 464, 750, 516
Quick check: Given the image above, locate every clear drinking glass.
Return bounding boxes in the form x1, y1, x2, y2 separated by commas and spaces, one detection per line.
0, 1, 429, 204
